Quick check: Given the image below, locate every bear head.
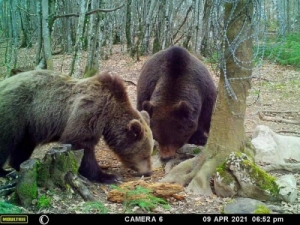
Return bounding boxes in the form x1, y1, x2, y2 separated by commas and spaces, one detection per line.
112, 110, 154, 177
142, 100, 198, 160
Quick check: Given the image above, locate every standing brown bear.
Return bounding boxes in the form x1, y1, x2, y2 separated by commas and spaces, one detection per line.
0, 70, 154, 184
137, 46, 217, 160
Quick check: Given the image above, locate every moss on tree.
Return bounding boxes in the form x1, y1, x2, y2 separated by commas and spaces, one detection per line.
240, 155, 279, 197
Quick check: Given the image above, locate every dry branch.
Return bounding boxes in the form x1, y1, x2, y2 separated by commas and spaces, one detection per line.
258, 112, 300, 125
107, 180, 184, 203
262, 110, 299, 114
172, 6, 193, 40
54, 4, 124, 20
276, 130, 300, 136
65, 172, 96, 202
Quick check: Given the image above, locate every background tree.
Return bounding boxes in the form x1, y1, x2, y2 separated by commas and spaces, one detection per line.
162, 0, 263, 195
1, 0, 297, 77
41, 0, 53, 70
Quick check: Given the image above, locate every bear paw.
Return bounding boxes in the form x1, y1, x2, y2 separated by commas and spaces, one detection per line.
87, 172, 120, 184
188, 135, 207, 146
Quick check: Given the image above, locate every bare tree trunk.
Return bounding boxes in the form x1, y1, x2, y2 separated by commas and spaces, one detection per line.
161, 0, 254, 195
162, 1, 173, 49
125, 0, 132, 53
200, 0, 213, 57
19, 0, 32, 48
41, 0, 54, 70
8, 1, 18, 69
35, 0, 44, 68
141, 0, 158, 55
84, 0, 101, 78
69, 0, 88, 78
65, 0, 73, 53
4, 0, 13, 77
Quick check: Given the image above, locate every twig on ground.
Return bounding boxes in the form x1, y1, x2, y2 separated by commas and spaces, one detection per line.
258, 112, 300, 125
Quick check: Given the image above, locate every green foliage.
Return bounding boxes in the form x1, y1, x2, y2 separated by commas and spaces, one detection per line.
111, 185, 170, 212
0, 202, 23, 214
126, 186, 170, 212
80, 201, 108, 214
207, 52, 219, 64
257, 33, 300, 69
254, 204, 271, 214
37, 194, 51, 209
193, 148, 201, 154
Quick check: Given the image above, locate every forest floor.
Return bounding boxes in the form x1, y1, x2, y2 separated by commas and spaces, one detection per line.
1, 45, 300, 214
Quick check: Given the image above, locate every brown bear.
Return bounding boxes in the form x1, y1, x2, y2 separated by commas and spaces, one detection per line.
0, 70, 154, 184
137, 46, 217, 160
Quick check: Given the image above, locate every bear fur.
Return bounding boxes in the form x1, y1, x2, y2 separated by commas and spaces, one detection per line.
0, 70, 154, 184
137, 46, 217, 160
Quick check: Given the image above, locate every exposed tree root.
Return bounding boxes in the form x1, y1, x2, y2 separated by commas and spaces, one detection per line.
186, 157, 218, 195
65, 172, 96, 201
160, 152, 217, 195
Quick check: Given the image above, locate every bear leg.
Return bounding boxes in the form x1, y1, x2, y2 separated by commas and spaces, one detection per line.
9, 138, 36, 171
0, 145, 10, 177
188, 128, 207, 146
78, 149, 118, 184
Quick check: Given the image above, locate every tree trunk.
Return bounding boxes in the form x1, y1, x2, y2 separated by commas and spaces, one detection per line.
84, 0, 101, 78
201, 0, 213, 57
141, 0, 158, 55
64, 0, 73, 53
125, 0, 132, 53
69, 0, 88, 78
41, 0, 54, 70
35, 0, 43, 68
11, 1, 18, 69
161, 0, 253, 195
162, 1, 173, 49
4, 0, 13, 77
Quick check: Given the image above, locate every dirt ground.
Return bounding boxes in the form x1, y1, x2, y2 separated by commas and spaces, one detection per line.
1, 45, 300, 214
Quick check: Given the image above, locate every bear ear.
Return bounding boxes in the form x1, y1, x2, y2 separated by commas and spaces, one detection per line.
127, 119, 144, 140
174, 101, 192, 118
140, 110, 150, 125
142, 101, 153, 117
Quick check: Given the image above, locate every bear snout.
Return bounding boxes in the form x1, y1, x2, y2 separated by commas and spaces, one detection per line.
158, 145, 177, 161
137, 171, 152, 177
126, 158, 152, 177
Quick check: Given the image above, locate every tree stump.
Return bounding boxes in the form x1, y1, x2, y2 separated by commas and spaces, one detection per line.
11, 144, 94, 207
37, 144, 84, 190
15, 159, 39, 206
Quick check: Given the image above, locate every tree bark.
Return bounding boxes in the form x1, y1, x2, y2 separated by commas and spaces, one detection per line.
161, 0, 254, 195
125, 0, 132, 53
41, 0, 53, 70
201, 0, 213, 56
35, 0, 43, 68
69, 0, 88, 78
141, 0, 158, 55
84, 0, 102, 78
